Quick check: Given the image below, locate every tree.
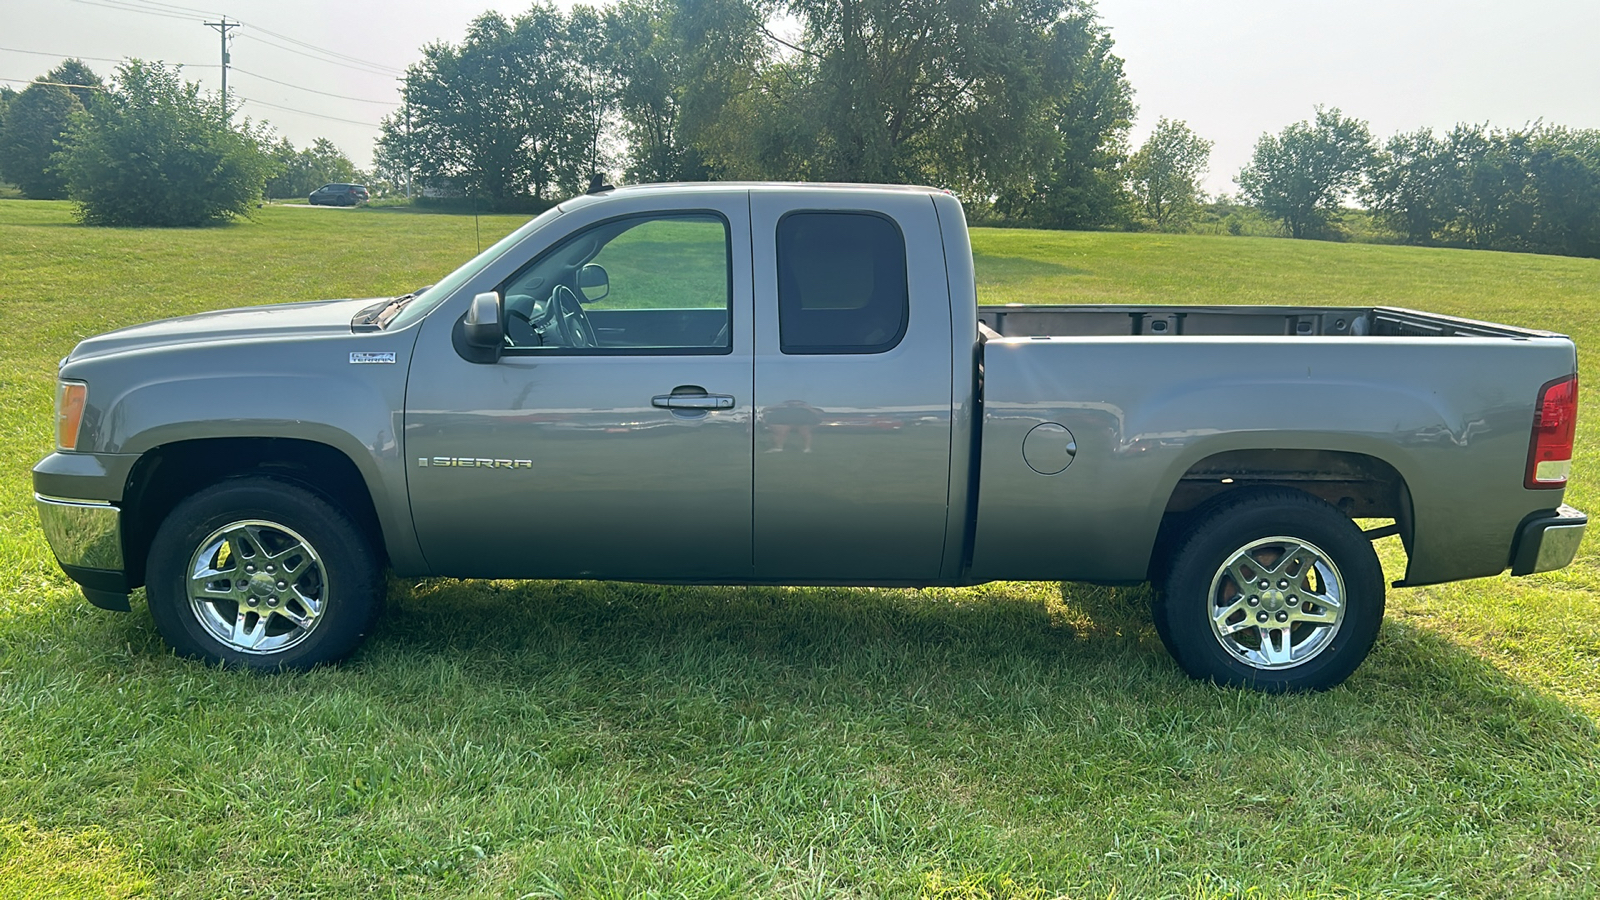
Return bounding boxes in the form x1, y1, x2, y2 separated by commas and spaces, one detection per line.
773, 0, 1119, 200
1523, 128, 1600, 258
264, 136, 360, 198
378, 5, 598, 206
1237, 107, 1376, 239
567, 4, 620, 181
1365, 128, 1457, 244
1127, 117, 1211, 230
57, 60, 273, 226
603, 0, 766, 182
0, 60, 103, 199
992, 7, 1136, 229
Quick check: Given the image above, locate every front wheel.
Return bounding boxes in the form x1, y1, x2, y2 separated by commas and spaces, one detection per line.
145, 477, 383, 670
1153, 490, 1384, 692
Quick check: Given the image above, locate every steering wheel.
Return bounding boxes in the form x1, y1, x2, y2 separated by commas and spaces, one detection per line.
552, 284, 598, 349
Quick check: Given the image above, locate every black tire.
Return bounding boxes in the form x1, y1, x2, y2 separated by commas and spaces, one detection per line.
1152, 489, 1384, 692
145, 477, 383, 670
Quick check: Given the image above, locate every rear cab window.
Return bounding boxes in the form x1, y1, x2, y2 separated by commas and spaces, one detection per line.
776, 211, 909, 354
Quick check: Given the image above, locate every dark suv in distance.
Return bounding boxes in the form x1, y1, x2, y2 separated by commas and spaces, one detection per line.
308, 183, 370, 206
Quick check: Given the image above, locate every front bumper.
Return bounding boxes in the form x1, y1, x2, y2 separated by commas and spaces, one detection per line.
35, 493, 130, 610
1510, 504, 1588, 576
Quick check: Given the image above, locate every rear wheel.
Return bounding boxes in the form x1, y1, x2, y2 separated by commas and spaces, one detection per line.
145, 477, 383, 670
1153, 490, 1384, 692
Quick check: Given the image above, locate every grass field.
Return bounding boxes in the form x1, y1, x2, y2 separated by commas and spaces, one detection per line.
0, 200, 1597, 899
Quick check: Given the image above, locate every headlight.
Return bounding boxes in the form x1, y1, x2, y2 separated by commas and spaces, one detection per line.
56, 380, 87, 451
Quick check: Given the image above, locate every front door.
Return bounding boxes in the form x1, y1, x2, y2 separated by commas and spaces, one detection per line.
405, 198, 754, 580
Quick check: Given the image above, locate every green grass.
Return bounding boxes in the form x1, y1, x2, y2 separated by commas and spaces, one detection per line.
2, 200, 1598, 898
590, 217, 729, 309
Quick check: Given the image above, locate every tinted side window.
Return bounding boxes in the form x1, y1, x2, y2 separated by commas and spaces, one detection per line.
776, 212, 908, 354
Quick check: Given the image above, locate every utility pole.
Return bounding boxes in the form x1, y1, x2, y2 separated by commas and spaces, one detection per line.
205, 15, 240, 114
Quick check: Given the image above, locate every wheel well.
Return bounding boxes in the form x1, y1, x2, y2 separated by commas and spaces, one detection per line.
1149, 449, 1413, 584
121, 438, 385, 588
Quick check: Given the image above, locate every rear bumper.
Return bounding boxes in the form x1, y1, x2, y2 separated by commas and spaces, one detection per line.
1510, 504, 1588, 576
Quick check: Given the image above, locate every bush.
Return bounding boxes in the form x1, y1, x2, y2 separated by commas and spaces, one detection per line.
57, 60, 272, 226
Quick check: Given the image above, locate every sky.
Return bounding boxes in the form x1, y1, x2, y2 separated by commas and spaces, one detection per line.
4, 0, 1599, 196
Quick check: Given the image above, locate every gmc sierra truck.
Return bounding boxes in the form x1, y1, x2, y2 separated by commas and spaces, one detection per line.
33, 183, 1587, 691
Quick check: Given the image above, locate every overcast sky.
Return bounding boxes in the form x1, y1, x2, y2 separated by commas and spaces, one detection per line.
4, 0, 1598, 195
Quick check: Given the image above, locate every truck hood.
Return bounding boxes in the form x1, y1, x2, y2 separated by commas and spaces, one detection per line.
67, 297, 385, 362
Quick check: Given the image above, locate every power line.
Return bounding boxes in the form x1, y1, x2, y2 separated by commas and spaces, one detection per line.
123, 0, 404, 75
0, 77, 382, 129
60, 0, 408, 78
0, 45, 213, 67
1, 47, 392, 110
0, 77, 109, 90
65, 0, 197, 22
237, 95, 379, 128
235, 33, 402, 77
231, 67, 397, 106
121, 0, 222, 16
247, 25, 403, 75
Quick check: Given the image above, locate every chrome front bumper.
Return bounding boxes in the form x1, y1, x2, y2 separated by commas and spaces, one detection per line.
1510, 504, 1588, 576
35, 493, 124, 571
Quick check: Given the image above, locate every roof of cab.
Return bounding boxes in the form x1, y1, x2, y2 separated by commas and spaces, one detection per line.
558, 181, 946, 212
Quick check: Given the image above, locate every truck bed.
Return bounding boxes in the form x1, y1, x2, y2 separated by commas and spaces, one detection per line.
977, 304, 1564, 340
966, 302, 1579, 588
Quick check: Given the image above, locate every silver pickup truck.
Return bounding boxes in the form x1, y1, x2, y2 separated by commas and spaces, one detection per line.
33, 183, 1586, 691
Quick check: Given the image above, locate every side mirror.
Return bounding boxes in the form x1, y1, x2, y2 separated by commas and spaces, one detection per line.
461, 291, 503, 363
577, 264, 609, 303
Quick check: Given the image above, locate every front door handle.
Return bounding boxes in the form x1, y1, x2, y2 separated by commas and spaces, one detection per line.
652, 390, 735, 410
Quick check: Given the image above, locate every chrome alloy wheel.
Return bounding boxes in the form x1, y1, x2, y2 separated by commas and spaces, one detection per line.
1206, 536, 1346, 670
186, 519, 328, 655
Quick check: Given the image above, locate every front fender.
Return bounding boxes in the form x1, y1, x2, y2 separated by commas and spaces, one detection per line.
66, 332, 426, 575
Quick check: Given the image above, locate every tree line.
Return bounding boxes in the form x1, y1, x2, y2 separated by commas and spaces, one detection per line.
1236, 107, 1600, 259
1, 0, 1596, 259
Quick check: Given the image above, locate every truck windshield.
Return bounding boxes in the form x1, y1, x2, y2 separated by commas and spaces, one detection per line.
383, 205, 566, 331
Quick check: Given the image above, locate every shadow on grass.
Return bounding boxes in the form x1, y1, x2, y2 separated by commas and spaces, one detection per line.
376, 578, 1139, 672
364, 575, 1599, 736
971, 254, 1088, 284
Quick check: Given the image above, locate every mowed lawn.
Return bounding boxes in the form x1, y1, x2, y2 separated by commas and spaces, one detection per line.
0, 199, 1597, 899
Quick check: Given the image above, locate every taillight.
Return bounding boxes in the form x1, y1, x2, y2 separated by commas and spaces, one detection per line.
1526, 374, 1578, 489
56, 380, 87, 451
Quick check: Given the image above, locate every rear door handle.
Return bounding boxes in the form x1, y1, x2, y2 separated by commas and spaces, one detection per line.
652, 392, 735, 410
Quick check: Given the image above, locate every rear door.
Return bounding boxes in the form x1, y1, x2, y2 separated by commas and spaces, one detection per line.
749, 189, 954, 582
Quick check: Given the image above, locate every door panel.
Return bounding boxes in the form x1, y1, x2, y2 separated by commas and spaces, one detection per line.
750, 190, 954, 582
405, 197, 754, 580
